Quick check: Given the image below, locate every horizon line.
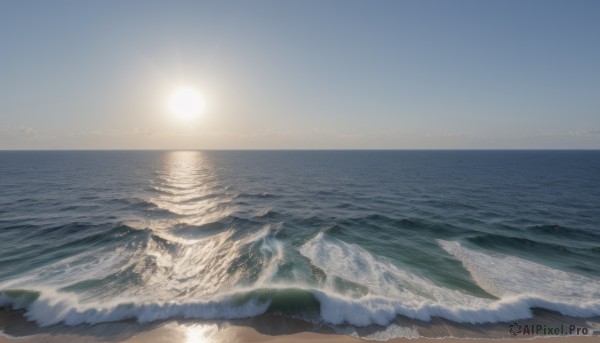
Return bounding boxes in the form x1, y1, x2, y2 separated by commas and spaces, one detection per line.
1, 148, 600, 152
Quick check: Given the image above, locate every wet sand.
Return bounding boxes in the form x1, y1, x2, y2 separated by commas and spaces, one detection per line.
2, 325, 600, 343
1, 307, 598, 343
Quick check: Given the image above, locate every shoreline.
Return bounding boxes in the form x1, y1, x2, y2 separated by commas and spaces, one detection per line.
2, 324, 599, 343
1, 307, 598, 343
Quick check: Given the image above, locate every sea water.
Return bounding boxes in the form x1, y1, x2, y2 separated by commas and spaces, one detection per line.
1, 150, 599, 336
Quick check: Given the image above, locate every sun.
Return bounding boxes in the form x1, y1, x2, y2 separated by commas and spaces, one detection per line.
168, 87, 205, 120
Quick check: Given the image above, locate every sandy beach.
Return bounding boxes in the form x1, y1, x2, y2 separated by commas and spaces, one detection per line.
1, 324, 599, 343
2, 307, 598, 343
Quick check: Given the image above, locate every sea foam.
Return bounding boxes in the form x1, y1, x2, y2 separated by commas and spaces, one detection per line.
1, 235, 599, 331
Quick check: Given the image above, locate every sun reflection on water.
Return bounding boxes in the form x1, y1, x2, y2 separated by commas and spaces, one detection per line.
127, 151, 246, 300
150, 151, 234, 226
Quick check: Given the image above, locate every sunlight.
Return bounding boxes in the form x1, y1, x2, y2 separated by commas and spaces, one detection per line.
168, 87, 206, 120
149, 151, 233, 226
185, 324, 217, 343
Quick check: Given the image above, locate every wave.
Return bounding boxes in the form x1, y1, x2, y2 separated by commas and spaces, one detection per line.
2, 286, 600, 329
0, 288, 270, 327
3, 232, 600, 331
233, 192, 278, 200
526, 224, 600, 241
466, 233, 575, 252
0, 223, 142, 280
438, 240, 600, 300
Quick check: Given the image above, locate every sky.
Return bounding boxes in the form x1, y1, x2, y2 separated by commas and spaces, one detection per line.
1, 0, 599, 149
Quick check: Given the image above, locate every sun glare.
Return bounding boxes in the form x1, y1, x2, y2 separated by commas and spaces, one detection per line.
168, 87, 205, 120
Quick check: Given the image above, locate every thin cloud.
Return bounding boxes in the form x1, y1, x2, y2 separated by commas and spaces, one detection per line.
573, 128, 600, 136
0, 126, 50, 140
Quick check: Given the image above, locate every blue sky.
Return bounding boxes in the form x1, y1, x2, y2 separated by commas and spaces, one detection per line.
1, 0, 599, 149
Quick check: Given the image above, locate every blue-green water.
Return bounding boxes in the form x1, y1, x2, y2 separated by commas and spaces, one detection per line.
1, 151, 599, 336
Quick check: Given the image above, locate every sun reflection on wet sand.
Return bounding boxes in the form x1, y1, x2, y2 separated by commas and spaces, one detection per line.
185, 323, 219, 343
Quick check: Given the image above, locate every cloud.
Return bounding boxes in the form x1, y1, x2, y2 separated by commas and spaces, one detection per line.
573, 128, 600, 136
70, 127, 156, 138
0, 126, 50, 140
538, 128, 600, 138
18, 126, 38, 138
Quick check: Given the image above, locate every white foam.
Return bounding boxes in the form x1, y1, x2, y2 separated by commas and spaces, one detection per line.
360, 324, 420, 341
299, 232, 478, 304
314, 289, 600, 326
1, 222, 291, 309
0, 227, 243, 301
298, 234, 600, 326
0, 243, 136, 290
2, 283, 600, 334
438, 240, 600, 301
339, 323, 420, 341
4, 234, 600, 333
20, 289, 269, 327
254, 225, 284, 285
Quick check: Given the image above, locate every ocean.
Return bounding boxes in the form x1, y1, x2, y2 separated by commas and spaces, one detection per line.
1, 150, 599, 339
